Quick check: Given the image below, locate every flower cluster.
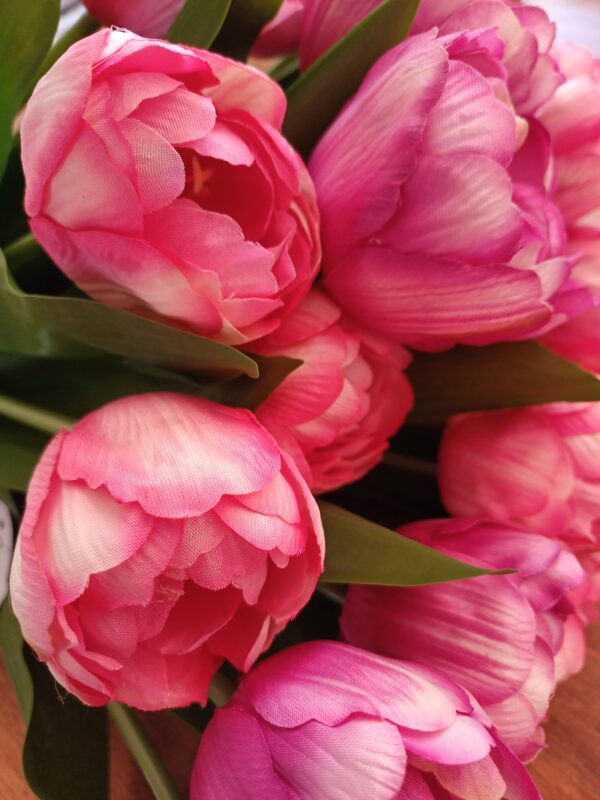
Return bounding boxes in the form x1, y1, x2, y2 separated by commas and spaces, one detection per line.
2, 0, 600, 797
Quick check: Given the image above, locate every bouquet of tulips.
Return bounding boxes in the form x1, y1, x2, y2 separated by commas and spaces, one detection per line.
1, 0, 599, 797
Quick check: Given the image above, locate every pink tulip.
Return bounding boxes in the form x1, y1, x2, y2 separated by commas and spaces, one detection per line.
255, 0, 379, 69
311, 31, 590, 351
536, 43, 600, 374
439, 403, 600, 551
251, 288, 414, 494
82, 0, 185, 37
341, 517, 584, 760
21, 30, 320, 345
9, 393, 324, 710
190, 640, 543, 799
256, 0, 562, 111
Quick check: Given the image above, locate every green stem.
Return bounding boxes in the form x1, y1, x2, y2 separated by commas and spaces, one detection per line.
208, 671, 235, 708
3, 233, 44, 272
28, 13, 99, 97
108, 704, 181, 800
0, 393, 73, 435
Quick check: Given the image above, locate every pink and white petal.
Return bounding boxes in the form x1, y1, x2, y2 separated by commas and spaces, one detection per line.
263, 717, 407, 799
45, 123, 143, 231
189, 530, 268, 601
131, 87, 216, 144
34, 481, 152, 604
144, 200, 276, 297
203, 51, 287, 128
237, 471, 301, 524
9, 434, 67, 658
215, 495, 305, 555
23, 30, 108, 217
30, 219, 224, 337
400, 714, 494, 765
341, 578, 537, 705
311, 35, 448, 250
57, 393, 282, 516
190, 709, 291, 799
384, 155, 522, 265
432, 755, 507, 800
185, 120, 254, 166
242, 641, 463, 731
422, 60, 516, 165
490, 737, 544, 799
324, 247, 549, 348
118, 117, 185, 213
85, 518, 183, 610
107, 72, 183, 120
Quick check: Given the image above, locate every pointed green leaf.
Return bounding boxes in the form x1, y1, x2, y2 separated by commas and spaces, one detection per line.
0, 0, 60, 178
212, 0, 283, 60
408, 341, 600, 423
1, 601, 109, 800
283, 0, 420, 156
319, 500, 496, 585
0, 251, 258, 379
167, 0, 232, 48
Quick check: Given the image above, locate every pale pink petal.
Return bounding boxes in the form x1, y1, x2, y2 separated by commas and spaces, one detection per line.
118, 117, 185, 213
310, 34, 448, 250
433, 755, 507, 800
34, 480, 152, 605
384, 155, 522, 264
323, 247, 549, 348
45, 122, 143, 231
22, 30, 108, 217
108, 72, 183, 120
262, 717, 407, 799
400, 714, 494, 765
57, 394, 281, 516
130, 87, 216, 144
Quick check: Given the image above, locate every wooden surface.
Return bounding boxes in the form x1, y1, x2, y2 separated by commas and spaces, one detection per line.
0, 622, 597, 799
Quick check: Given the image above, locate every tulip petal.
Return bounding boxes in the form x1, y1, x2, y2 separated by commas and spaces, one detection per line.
191, 709, 290, 799
57, 394, 281, 517
262, 717, 407, 799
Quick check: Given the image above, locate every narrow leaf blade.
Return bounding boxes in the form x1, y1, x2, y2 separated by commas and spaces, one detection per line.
213, 0, 283, 60
283, 0, 420, 155
319, 501, 494, 585
0, 252, 258, 379
407, 341, 600, 423
167, 0, 232, 48
0, 0, 60, 177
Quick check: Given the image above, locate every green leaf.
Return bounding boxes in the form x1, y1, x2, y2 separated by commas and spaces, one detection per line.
283, 0, 420, 156
167, 0, 232, 48
0, 0, 60, 178
319, 500, 496, 585
0, 418, 49, 491
0, 251, 258, 379
0, 601, 109, 800
0, 601, 33, 719
212, 0, 283, 60
407, 341, 600, 423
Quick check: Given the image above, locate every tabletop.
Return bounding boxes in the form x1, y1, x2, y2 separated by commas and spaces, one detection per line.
0, 621, 598, 799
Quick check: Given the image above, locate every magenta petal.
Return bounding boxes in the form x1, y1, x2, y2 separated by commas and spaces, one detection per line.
191, 709, 290, 799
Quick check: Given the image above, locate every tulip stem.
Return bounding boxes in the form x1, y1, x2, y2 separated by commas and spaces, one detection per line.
108, 704, 181, 800
0, 393, 74, 435
208, 671, 235, 708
